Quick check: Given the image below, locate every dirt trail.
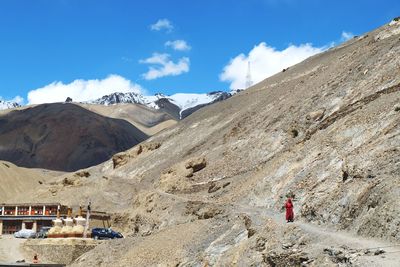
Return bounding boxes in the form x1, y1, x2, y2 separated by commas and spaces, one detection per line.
295, 222, 400, 267
156, 190, 400, 266
0, 235, 27, 264
239, 205, 400, 267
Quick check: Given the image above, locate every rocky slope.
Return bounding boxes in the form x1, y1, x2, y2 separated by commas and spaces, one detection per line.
0, 103, 148, 172
13, 20, 400, 266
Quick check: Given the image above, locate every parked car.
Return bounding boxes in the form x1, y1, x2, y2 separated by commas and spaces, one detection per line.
36, 226, 51, 238
91, 228, 123, 240
14, 229, 36, 239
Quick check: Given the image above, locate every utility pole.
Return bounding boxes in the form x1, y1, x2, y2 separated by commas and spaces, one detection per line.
245, 61, 253, 89
83, 201, 91, 238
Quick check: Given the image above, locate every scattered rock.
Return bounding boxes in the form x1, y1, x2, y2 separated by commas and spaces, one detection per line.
49, 187, 58, 196
208, 182, 221, 193
290, 129, 299, 138
264, 251, 310, 266
142, 142, 162, 151
374, 248, 385, 255
65, 97, 73, 103
297, 235, 308, 246
62, 177, 75, 186
306, 108, 326, 121
184, 167, 194, 178
186, 202, 222, 220
74, 171, 90, 178
112, 153, 129, 169
282, 243, 295, 249
323, 247, 352, 263
342, 170, 349, 182
255, 237, 267, 252
242, 215, 256, 238
159, 166, 193, 192
395, 105, 400, 112
113, 142, 161, 169
222, 182, 231, 188
159, 156, 209, 192
185, 157, 207, 172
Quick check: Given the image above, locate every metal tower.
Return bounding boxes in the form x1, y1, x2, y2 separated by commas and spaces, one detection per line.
245, 61, 253, 89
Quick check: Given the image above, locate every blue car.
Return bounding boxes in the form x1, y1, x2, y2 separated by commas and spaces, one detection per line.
91, 228, 123, 240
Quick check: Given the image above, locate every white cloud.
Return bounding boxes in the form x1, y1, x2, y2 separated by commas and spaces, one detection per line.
27, 74, 144, 104
165, 40, 191, 51
220, 42, 324, 89
11, 96, 24, 104
150, 19, 173, 32
341, 31, 354, 42
140, 53, 190, 80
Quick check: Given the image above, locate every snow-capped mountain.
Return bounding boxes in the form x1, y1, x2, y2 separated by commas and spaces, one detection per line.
87, 90, 236, 119
86, 92, 148, 106
0, 100, 20, 110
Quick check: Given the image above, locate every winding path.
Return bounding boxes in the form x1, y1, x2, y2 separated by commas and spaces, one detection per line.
157, 190, 400, 266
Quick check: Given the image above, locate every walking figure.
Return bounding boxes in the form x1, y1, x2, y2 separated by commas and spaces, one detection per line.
285, 198, 294, 223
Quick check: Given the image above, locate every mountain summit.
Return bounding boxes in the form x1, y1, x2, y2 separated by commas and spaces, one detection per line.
87, 91, 234, 119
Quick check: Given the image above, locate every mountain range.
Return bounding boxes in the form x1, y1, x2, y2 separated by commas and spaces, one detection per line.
86, 90, 236, 119
0, 90, 237, 121
0, 90, 235, 171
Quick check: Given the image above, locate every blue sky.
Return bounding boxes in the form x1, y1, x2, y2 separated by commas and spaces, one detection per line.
0, 0, 399, 104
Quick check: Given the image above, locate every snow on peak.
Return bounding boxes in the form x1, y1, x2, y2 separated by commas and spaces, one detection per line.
86, 92, 147, 106
0, 100, 20, 110
167, 93, 219, 110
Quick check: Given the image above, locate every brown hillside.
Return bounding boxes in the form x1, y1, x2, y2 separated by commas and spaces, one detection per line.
0, 161, 59, 202
0, 103, 148, 172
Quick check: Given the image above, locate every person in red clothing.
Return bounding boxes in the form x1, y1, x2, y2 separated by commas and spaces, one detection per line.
33, 254, 39, 263
285, 198, 294, 223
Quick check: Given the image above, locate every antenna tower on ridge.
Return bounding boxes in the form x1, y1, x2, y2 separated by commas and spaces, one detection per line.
245, 61, 253, 89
